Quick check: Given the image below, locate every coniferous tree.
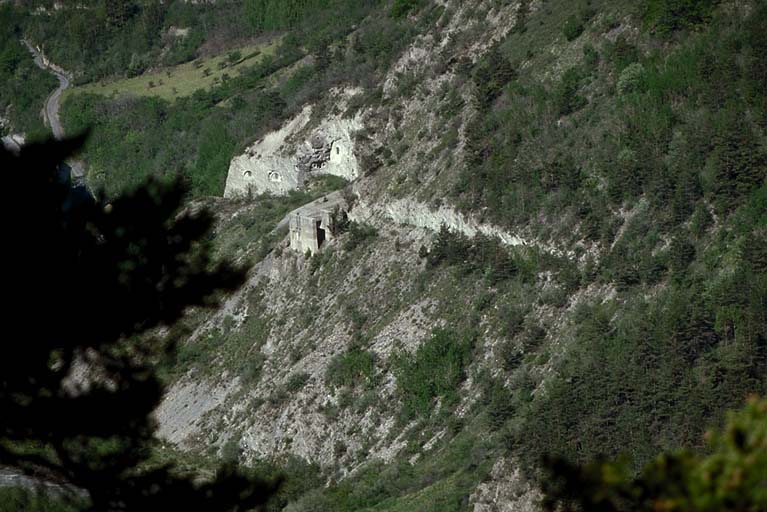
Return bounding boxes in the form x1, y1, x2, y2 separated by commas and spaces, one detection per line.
104, 0, 137, 29
709, 115, 767, 212
0, 137, 278, 510
541, 396, 767, 512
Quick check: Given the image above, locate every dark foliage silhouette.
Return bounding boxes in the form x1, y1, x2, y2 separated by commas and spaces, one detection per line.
0, 137, 278, 510
540, 396, 767, 512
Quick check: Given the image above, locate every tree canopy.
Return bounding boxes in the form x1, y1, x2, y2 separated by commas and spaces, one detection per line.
542, 396, 767, 511
0, 137, 277, 510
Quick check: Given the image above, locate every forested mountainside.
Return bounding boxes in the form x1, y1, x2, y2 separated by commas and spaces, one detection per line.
2, 0, 767, 510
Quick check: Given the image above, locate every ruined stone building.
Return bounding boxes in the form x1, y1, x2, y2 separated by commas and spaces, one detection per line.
289, 209, 336, 254
224, 104, 362, 199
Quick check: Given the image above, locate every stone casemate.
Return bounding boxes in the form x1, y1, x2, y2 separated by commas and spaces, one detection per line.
224, 105, 362, 198
289, 209, 335, 254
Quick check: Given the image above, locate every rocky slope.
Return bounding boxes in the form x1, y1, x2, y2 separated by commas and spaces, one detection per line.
157, 0, 543, 500
151, 0, 767, 510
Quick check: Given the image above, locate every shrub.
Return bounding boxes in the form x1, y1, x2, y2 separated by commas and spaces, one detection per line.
286, 372, 310, 393
522, 323, 547, 351
486, 382, 516, 430
346, 222, 378, 251
669, 236, 695, 276
427, 226, 520, 283
555, 67, 587, 116
583, 44, 600, 69
605, 36, 640, 71
473, 48, 516, 110
395, 328, 475, 418
644, 0, 719, 33
221, 435, 242, 463
391, 0, 424, 18
330, 206, 350, 235
242, 353, 265, 384
227, 50, 242, 64
498, 341, 524, 371
562, 15, 584, 41
501, 305, 528, 338
617, 62, 645, 94
325, 348, 378, 389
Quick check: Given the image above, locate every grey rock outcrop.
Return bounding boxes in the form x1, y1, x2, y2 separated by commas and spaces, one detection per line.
1, 134, 24, 154
224, 93, 363, 198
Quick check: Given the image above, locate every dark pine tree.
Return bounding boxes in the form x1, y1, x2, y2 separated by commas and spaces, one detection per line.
0, 136, 279, 510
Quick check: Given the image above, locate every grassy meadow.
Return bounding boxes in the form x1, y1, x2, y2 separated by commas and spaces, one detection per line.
65, 38, 281, 102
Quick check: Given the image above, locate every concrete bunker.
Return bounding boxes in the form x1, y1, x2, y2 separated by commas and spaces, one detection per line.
289, 209, 338, 254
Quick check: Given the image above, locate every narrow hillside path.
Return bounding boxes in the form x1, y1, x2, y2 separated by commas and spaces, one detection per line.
23, 40, 85, 180
349, 197, 571, 258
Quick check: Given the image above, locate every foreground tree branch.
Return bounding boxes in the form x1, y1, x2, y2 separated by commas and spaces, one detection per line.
1, 137, 279, 510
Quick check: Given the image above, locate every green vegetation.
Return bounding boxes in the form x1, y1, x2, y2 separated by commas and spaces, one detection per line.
561, 15, 584, 41
395, 328, 476, 419
0, 488, 85, 512
67, 40, 280, 101
18, 0, 381, 84
61, 83, 287, 197
438, 0, 767, 499
424, 225, 533, 285
562, 4, 596, 41
391, 0, 426, 18
289, 429, 494, 512
516, 189, 767, 470
0, 7, 57, 136
345, 221, 379, 251
643, 0, 719, 33
542, 396, 767, 511
47, 0, 416, 198
243, 0, 365, 32
175, 310, 272, 383
455, 0, 767, 232
5, 0, 767, 510
325, 347, 378, 389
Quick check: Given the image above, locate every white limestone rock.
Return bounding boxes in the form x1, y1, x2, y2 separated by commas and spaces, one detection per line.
224, 98, 363, 199
155, 375, 240, 447
469, 458, 540, 512
224, 106, 312, 198
1, 134, 25, 154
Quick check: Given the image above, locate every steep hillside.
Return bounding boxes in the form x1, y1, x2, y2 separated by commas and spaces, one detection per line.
4, 0, 766, 510
0, 6, 57, 138
149, 0, 767, 510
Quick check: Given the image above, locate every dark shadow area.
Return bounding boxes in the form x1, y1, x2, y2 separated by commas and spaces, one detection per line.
316, 221, 326, 249
0, 136, 280, 510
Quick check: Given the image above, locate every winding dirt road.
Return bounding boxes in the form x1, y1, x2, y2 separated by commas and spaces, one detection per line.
23, 40, 85, 179
0, 46, 90, 492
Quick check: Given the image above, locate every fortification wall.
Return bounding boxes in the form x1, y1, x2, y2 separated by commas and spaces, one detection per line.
224, 97, 363, 198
